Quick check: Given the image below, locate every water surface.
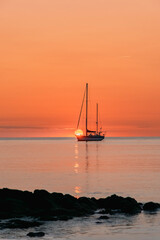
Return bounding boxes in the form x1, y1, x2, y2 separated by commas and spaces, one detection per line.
0, 137, 160, 239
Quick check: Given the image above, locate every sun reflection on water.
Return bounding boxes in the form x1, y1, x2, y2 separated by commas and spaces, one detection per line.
74, 143, 81, 197
74, 186, 81, 198
74, 163, 79, 174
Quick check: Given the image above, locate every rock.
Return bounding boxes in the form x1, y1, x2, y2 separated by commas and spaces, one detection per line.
98, 215, 109, 220
78, 197, 97, 211
0, 188, 98, 221
58, 215, 73, 221
32, 189, 54, 211
51, 193, 73, 209
97, 195, 141, 214
27, 232, 45, 237
1, 187, 159, 223
1, 219, 42, 229
0, 188, 34, 219
38, 215, 58, 221
143, 202, 160, 211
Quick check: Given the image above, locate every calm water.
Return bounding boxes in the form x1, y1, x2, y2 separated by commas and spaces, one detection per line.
0, 137, 160, 240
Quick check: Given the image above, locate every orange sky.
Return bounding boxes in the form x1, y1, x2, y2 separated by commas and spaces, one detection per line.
0, 0, 160, 137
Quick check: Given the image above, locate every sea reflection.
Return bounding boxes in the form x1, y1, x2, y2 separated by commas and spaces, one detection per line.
74, 186, 81, 195
85, 142, 100, 172
85, 143, 89, 172
74, 141, 100, 197
74, 143, 79, 174
96, 143, 99, 169
74, 142, 81, 197
74, 163, 79, 174
1, 138, 160, 202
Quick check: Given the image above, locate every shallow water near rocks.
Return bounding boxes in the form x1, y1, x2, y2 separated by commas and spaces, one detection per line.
0, 137, 160, 239
1, 212, 160, 240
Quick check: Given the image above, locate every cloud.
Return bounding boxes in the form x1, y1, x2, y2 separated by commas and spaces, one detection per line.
0, 126, 46, 129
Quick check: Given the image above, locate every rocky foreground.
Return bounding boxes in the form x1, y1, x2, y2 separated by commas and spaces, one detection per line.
0, 188, 160, 229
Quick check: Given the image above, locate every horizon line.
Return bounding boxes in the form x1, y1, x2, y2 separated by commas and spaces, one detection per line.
0, 136, 160, 140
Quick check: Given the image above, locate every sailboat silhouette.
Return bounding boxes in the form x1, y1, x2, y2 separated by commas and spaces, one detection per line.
75, 83, 105, 141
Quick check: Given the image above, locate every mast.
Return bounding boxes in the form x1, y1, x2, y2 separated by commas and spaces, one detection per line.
86, 83, 88, 136
96, 103, 98, 134
77, 89, 85, 129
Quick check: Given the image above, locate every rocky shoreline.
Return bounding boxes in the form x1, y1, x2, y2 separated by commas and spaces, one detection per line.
0, 188, 160, 230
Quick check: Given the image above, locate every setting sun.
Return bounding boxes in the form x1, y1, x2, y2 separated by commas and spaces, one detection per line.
75, 129, 83, 136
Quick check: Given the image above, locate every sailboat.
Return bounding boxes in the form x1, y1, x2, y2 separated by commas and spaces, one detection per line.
75, 83, 105, 141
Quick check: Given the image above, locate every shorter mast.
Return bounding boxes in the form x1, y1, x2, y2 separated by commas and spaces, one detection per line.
96, 103, 98, 134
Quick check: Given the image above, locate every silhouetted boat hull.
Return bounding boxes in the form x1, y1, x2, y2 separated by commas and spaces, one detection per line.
77, 135, 104, 141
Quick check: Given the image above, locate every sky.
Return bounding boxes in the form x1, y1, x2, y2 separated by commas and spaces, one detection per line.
0, 0, 160, 137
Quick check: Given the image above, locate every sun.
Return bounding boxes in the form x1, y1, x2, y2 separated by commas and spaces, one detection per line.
75, 129, 83, 136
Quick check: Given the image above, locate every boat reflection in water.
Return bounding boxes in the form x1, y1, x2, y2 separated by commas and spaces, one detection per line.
73, 140, 100, 198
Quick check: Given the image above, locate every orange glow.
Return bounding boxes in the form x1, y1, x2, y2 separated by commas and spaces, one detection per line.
75, 129, 83, 137
74, 186, 81, 198
0, 1, 160, 137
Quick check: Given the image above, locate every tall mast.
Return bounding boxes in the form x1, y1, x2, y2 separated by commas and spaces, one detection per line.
96, 103, 98, 134
86, 83, 88, 136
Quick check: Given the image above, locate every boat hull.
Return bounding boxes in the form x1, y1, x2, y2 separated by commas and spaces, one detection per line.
76, 135, 104, 141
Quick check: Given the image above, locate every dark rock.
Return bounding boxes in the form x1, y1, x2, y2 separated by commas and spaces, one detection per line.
98, 215, 109, 220
51, 192, 70, 208
78, 197, 97, 211
0, 187, 158, 223
1, 219, 42, 229
58, 215, 73, 221
0, 188, 33, 219
32, 189, 54, 211
52, 208, 81, 218
27, 232, 45, 237
38, 215, 58, 221
0, 188, 98, 221
143, 202, 160, 211
97, 195, 141, 214
34, 189, 50, 197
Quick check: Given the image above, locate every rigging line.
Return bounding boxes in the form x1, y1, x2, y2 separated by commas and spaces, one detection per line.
77, 88, 86, 129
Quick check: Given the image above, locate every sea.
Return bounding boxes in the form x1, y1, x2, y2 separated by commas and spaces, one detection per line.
0, 137, 160, 240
